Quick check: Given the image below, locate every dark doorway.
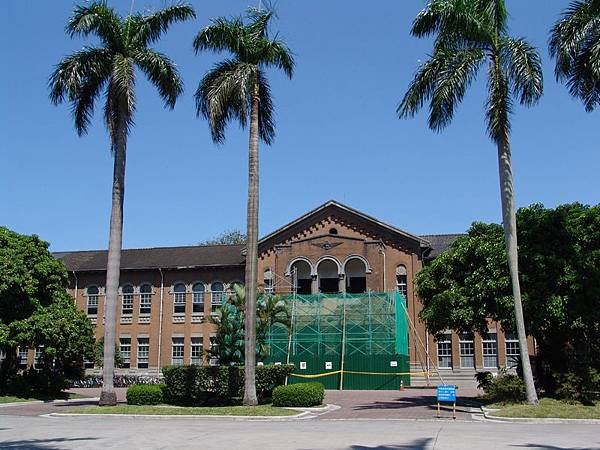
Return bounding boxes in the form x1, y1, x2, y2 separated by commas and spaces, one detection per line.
347, 277, 366, 294
297, 278, 312, 295
319, 278, 339, 293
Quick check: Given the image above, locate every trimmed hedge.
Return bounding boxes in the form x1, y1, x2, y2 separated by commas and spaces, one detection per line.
162, 364, 294, 406
126, 384, 164, 405
272, 382, 325, 407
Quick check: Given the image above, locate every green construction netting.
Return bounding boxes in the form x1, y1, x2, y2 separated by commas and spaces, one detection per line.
263, 291, 410, 390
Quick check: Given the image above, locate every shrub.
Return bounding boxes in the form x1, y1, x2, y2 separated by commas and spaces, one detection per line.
554, 369, 600, 404
474, 371, 493, 391
480, 369, 526, 404
126, 384, 164, 405
272, 382, 325, 407
162, 364, 294, 406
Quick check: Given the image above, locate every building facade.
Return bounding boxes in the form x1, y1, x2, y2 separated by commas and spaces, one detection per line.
54, 201, 532, 386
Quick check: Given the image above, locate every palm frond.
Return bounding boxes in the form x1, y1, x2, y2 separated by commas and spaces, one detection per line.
260, 39, 294, 79
477, 0, 508, 34
103, 55, 136, 151
246, 8, 273, 39
132, 3, 196, 47
256, 69, 275, 145
429, 48, 486, 131
501, 37, 543, 107
195, 60, 255, 144
133, 49, 183, 108
193, 16, 246, 56
486, 60, 512, 145
397, 55, 445, 119
66, 1, 122, 50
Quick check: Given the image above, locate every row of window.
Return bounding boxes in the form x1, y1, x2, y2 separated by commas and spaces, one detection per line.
11, 346, 45, 370
437, 333, 520, 369
85, 282, 231, 317
91, 336, 217, 369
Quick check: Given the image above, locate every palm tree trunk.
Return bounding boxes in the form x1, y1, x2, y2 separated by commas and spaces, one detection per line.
99, 103, 127, 407
497, 136, 538, 405
243, 82, 260, 406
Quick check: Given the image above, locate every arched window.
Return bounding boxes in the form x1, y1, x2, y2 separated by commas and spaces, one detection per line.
264, 268, 274, 294
290, 260, 312, 295
121, 284, 134, 316
396, 265, 408, 299
86, 286, 99, 316
173, 283, 186, 314
329, 228, 338, 235
139, 284, 152, 315
345, 258, 367, 294
192, 283, 205, 314
210, 282, 224, 313
317, 258, 340, 294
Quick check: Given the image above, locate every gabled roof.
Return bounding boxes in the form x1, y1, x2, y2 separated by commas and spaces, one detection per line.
419, 233, 464, 259
54, 244, 246, 272
258, 200, 430, 250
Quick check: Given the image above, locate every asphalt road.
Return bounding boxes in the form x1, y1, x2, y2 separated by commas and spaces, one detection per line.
1, 414, 599, 450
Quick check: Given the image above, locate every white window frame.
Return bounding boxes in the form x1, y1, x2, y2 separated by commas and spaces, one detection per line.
264, 268, 274, 294
137, 337, 149, 369
482, 332, 498, 369
505, 334, 520, 369
173, 283, 186, 315
121, 285, 134, 316
210, 282, 224, 313
192, 283, 205, 315
34, 345, 44, 370
209, 335, 218, 366
396, 265, 408, 299
17, 347, 28, 367
86, 286, 99, 316
191, 337, 203, 365
459, 333, 475, 368
139, 284, 152, 315
172, 337, 185, 365
120, 337, 131, 368
437, 333, 452, 369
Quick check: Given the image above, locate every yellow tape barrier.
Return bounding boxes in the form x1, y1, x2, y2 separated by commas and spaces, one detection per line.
289, 370, 438, 379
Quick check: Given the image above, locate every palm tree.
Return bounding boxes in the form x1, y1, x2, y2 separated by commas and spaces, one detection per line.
550, 0, 600, 111
398, 0, 542, 405
50, 2, 195, 406
193, 8, 294, 406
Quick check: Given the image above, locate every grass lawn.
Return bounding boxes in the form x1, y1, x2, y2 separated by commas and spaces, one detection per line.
68, 404, 298, 416
0, 392, 90, 403
491, 398, 600, 419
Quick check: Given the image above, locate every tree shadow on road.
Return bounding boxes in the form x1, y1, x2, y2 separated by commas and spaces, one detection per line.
351, 395, 477, 414
0, 437, 98, 449
513, 444, 600, 450
349, 438, 433, 449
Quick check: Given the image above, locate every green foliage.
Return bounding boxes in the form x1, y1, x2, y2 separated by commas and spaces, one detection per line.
0, 227, 95, 394
208, 284, 290, 365
272, 382, 325, 407
398, 0, 542, 144
199, 230, 247, 245
193, 7, 294, 145
93, 337, 124, 368
126, 384, 165, 405
475, 371, 494, 391
480, 369, 526, 404
162, 364, 294, 406
417, 203, 600, 397
550, 0, 600, 112
554, 369, 600, 404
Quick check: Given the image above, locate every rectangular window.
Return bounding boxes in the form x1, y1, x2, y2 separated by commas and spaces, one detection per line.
172, 337, 184, 365
140, 293, 152, 315
437, 333, 452, 369
209, 335, 218, 366
192, 292, 204, 314
211, 292, 223, 313
482, 332, 498, 368
505, 334, 521, 369
87, 295, 98, 316
174, 293, 186, 314
137, 338, 149, 369
122, 294, 134, 316
459, 333, 475, 368
34, 346, 44, 369
83, 359, 94, 369
191, 337, 203, 365
120, 337, 131, 368
17, 347, 28, 368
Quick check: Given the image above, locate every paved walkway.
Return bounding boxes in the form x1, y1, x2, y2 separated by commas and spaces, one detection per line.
1, 414, 599, 449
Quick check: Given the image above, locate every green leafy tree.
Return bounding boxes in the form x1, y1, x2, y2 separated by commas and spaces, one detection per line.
193, 7, 294, 405
199, 230, 247, 246
49, 2, 195, 406
0, 227, 95, 393
208, 284, 290, 365
550, 1, 600, 111
398, 0, 543, 404
94, 337, 124, 369
416, 203, 600, 397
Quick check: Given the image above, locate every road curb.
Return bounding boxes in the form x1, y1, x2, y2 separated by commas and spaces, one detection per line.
482, 410, 600, 424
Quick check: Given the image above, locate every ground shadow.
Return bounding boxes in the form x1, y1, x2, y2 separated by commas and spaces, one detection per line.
349, 438, 433, 450
0, 437, 98, 449
351, 395, 476, 414
513, 445, 600, 450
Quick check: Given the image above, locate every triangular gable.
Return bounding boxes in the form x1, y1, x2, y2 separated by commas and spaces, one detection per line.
259, 200, 430, 254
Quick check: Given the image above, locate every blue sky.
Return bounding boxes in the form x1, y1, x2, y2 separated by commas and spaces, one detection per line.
1, 0, 597, 252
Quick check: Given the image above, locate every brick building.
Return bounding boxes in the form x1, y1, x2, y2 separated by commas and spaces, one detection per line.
53, 200, 531, 386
